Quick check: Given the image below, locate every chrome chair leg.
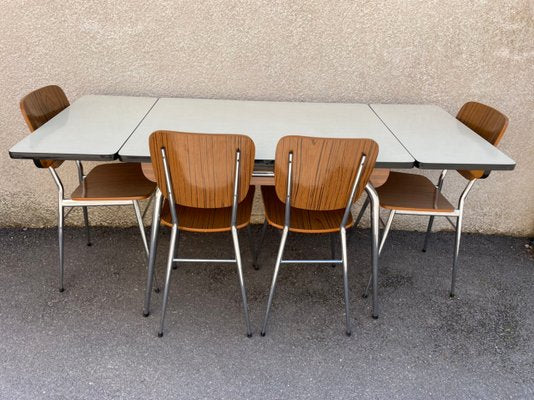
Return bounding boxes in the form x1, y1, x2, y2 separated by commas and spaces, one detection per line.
141, 192, 154, 220
450, 215, 463, 298
366, 185, 380, 319
354, 196, 369, 228
158, 225, 179, 337
363, 210, 395, 299
133, 200, 149, 257
232, 227, 253, 337
58, 204, 65, 292
261, 227, 288, 336
134, 198, 161, 294
82, 207, 91, 246
143, 190, 163, 317
340, 228, 351, 336
75, 161, 91, 247
246, 225, 259, 270
422, 216, 435, 252
330, 233, 336, 268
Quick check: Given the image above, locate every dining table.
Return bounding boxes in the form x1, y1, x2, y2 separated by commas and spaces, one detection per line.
8, 94, 516, 317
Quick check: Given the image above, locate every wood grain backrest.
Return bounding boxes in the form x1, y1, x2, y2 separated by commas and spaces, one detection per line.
149, 131, 255, 208
274, 136, 379, 211
456, 102, 509, 180
19, 85, 69, 169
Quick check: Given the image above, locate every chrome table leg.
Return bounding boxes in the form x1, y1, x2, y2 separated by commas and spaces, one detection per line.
340, 228, 351, 336
363, 210, 395, 298
261, 227, 288, 336
58, 204, 65, 292
158, 225, 178, 337
143, 190, 162, 317
232, 227, 252, 337
450, 215, 463, 298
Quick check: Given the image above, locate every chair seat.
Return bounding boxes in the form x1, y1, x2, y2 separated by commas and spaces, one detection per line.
160, 186, 255, 232
71, 163, 156, 201
261, 186, 353, 233
377, 171, 455, 212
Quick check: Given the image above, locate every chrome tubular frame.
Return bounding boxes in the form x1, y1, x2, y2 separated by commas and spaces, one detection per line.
362, 174, 477, 304
143, 188, 163, 317
48, 165, 151, 293
450, 178, 476, 297
141, 192, 154, 220
75, 161, 91, 246
354, 196, 370, 228
133, 200, 149, 257
261, 153, 368, 337
155, 148, 252, 338
230, 150, 253, 337
49, 167, 65, 292
423, 169, 448, 252
364, 182, 381, 319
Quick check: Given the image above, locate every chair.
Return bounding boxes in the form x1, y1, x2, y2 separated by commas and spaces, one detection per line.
258, 136, 379, 336
142, 131, 256, 338
360, 102, 509, 303
20, 85, 156, 292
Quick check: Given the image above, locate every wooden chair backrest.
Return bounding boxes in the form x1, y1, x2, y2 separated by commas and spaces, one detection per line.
19, 85, 69, 169
456, 102, 509, 180
149, 131, 255, 208
274, 136, 379, 211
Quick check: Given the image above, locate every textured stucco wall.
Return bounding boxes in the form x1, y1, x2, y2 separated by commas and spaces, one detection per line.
1, 0, 533, 235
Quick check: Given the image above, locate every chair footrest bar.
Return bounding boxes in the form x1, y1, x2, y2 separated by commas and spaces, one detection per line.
280, 260, 343, 264
172, 258, 237, 263
61, 200, 135, 207
395, 210, 460, 217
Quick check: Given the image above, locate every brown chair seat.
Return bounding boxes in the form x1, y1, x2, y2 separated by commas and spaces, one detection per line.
160, 186, 255, 232
261, 186, 354, 233
377, 171, 455, 212
71, 163, 156, 201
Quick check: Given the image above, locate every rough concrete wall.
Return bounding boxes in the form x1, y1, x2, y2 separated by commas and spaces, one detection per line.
1, 0, 533, 235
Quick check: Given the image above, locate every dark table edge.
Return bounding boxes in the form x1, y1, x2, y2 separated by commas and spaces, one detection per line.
9, 151, 117, 162
11, 151, 516, 172
415, 161, 516, 171
118, 154, 416, 170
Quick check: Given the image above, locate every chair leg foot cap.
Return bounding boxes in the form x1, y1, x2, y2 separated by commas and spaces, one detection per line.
154, 288, 160, 293
372, 315, 379, 320
59, 288, 64, 293
260, 332, 266, 337
345, 331, 352, 337
253, 264, 260, 271
449, 293, 455, 298
157, 332, 163, 338
143, 312, 149, 317
421, 249, 426, 253
247, 333, 252, 338
362, 293, 368, 299
87, 243, 92, 247
172, 265, 177, 270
